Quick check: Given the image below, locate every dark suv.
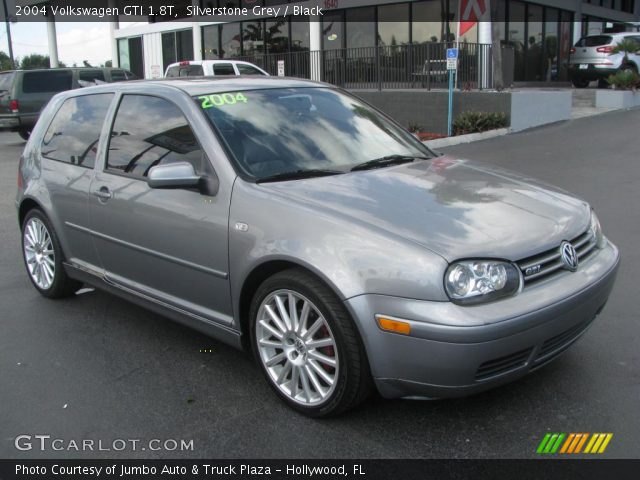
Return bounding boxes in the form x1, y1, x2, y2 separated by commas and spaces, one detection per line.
0, 67, 136, 140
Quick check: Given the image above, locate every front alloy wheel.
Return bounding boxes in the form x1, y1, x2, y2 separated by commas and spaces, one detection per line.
250, 269, 371, 417
256, 289, 339, 406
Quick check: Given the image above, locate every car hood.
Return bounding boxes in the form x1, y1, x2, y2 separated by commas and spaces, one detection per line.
264, 156, 590, 262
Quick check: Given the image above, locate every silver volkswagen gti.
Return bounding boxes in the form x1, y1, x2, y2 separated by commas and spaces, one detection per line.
16, 77, 619, 417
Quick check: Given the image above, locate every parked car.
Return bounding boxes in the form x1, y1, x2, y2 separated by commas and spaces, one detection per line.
164, 60, 269, 78
569, 32, 640, 88
0, 67, 137, 140
16, 77, 619, 417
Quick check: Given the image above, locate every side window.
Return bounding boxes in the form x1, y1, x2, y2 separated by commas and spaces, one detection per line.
166, 66, 180, 78
110, 70, 127, 82
212, 63, 236, 76
125, 71, 138, 80
107, 95, 204, 179
237, 64, 264, 75
22, 70, 73, 93
41, 94, 114, 169
79, 69, 106, 83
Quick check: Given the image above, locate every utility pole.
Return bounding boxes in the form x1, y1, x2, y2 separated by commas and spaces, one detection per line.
2, 0, 14, 67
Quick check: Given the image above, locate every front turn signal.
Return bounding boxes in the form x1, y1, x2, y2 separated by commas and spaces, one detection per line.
376, 316, 411, 335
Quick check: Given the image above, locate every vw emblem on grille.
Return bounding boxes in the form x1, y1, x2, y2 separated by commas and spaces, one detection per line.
560, 241, 579, 271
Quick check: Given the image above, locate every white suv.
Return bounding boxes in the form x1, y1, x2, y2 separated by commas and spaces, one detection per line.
569, 32, 640, 88
164, 60, 269, 78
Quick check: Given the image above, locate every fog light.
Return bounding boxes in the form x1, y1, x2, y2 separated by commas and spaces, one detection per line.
376, 316, 411, 335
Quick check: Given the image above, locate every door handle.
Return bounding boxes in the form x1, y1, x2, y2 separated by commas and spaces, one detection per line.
93, 186, 112, 201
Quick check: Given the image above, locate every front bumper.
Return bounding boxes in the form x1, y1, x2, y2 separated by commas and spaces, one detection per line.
344, 241, 620, 399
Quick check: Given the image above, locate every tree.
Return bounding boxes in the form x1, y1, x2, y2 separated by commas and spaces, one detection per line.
105, 60, 112, 68
490, 1, 504, 90
83, 60, 93, 67
0, 51, 15, 70
20, 54, 50, 70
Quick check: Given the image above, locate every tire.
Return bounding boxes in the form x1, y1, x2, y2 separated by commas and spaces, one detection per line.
597, 78, 610, 89
572, 79, 589, 88
250, 268, 372, 417
18, 130, 31, 141
21, 209, 82, 298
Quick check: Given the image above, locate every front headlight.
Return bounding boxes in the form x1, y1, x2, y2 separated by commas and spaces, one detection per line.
444, 260, 521, 304
590, 211, 606, 248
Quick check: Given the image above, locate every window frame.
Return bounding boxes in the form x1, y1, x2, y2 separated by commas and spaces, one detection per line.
40, 92, 116, 170
104, 93, 210, 183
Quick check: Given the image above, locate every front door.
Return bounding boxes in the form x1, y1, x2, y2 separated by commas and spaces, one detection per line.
88, 93, 233, 325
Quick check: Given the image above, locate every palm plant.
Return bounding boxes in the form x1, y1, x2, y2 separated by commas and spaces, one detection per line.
607, 39, 640, 90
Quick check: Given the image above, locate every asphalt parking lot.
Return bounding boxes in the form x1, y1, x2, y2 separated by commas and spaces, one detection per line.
1, 109, 639, 459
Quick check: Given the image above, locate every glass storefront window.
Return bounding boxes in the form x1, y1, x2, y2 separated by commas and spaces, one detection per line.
266, 19, 289, 54
291, 17, 310, 52
378, 3, 410, 47
345, 8, 375, 50
412, 1, 445, 44
508, 1, 526, 81
558, 13, 573, 81
322, 12, 344, 50
544, 9, 559, 82
526, 4, 543, 81
242, 21, 264, 56
203, 25, 220, 60
220, 22, 241, 58
118, 38, 130, 71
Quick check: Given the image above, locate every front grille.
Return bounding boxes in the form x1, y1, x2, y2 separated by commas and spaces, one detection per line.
517, 229, 597, 285
533, 318, 594, 365
475, 348, 533, 381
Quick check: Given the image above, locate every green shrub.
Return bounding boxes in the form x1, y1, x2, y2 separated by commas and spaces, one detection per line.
606, 70, 640, 91
453, 111, 508, 136
407, 122, 423, 133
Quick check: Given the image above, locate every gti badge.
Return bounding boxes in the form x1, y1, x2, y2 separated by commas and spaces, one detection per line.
560, 241, 579, 271
525, 264, 542, 276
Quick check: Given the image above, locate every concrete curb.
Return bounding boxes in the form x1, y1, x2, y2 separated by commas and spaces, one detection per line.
423, 128, 510, 150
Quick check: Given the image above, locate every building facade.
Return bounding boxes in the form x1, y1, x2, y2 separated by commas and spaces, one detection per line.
112, 0, 640, 84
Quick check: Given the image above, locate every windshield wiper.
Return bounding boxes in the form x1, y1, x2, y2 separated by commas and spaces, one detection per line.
351, 154, 430, 172
256, 169, 343, 184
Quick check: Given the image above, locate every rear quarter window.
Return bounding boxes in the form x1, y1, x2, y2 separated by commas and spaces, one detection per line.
237, 64, 265, 75
22, 70, 73, 93
576, 36, 613, 47
0, 72, 15, 92
78, 69, 106, 83
41, 93, 114, 169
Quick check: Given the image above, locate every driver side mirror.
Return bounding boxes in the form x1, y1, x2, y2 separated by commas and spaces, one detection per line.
148, 162, 201, 190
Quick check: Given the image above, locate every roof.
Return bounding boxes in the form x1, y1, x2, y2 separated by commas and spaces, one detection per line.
91, 76, 331, 96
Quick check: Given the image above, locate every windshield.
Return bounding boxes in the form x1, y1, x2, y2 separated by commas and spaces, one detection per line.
196, 87, 432, 180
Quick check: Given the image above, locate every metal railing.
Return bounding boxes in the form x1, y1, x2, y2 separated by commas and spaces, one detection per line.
231, 42, 493, 91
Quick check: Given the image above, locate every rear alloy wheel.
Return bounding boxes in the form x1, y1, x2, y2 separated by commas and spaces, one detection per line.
250, 269, 371, 417
22, 209, 81, 298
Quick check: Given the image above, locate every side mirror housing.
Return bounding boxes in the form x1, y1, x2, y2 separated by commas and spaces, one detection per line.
148, 162, 201, 189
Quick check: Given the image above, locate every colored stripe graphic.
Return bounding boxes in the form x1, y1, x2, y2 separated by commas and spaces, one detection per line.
536, 433, 565, 454
585, 433, 613, 454
539, 433, 613, 454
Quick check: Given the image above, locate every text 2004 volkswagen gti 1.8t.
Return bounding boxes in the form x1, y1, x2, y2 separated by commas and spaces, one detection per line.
16, 77, 619, 417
